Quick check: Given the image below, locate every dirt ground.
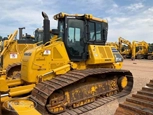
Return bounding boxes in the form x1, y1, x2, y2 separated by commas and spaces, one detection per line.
83, 59, 153, 115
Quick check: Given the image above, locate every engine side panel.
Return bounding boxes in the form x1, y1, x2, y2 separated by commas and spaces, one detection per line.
86, 45, 115, 64
21, 41, 70, 83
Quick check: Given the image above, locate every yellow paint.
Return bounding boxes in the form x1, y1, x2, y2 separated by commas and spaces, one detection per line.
53, 64, 70, 75
113, 62, 123, 69
0, 12, 126, 115
121, 76, 128, 88
70, 62, 78, 69
106, 42, 119, 50
132, 40, 148, 59
91, 86, 97, 92
53, 13, 107, 23
1, 96, 10, 102
0, 78, 9, 92
118, 37, 132, 56
8, 99, 41, 115
72, 62, 86, 70
21, 39, 70, 83
9, 84, 35, 97
0, 30, 42, 77
7, 79, 23, 87
86, 45, 115, 64
50, 106, 64, 113
65, 92, 70, 104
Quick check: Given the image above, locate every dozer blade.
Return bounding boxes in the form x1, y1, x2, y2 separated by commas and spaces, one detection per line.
115, 79, 153, 115
30, 68, 133, 115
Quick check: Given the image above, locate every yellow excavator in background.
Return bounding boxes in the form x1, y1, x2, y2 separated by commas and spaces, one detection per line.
147, 43, 153, 60
0, 12, 134, 115
118, 37, 132, 59
0, 27, 44, 80
106, 42, 119, 50
131, 40, 149, 59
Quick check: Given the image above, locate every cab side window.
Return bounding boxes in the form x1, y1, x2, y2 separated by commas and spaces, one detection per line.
88, 21, 107, 44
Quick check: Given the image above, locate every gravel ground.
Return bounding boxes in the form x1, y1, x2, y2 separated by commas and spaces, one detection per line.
82, 59, 153, 115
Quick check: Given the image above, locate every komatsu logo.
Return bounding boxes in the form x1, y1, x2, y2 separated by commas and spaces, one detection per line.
105, 59, 111, 61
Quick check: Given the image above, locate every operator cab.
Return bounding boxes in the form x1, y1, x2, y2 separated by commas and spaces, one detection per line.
54, 13, 108, 61
17, 28, 44, 44
35, 28, 43, 43
148, 44, 153, 53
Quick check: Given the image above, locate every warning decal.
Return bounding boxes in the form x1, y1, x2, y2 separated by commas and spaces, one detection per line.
43, 50, 51, 55
10, 53, 18, 59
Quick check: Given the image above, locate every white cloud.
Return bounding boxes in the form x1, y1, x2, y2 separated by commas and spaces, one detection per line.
114, 17, 129, 23
126, 3, 144, 11
0, 0, 58, 36
77, 0, 117, 12
0, 0, 153, 44
113, 4, 118, 8
107, 6, 153, 43
105, 17, 112, 22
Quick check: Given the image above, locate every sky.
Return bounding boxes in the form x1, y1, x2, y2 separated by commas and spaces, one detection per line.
0, 0, 153, 43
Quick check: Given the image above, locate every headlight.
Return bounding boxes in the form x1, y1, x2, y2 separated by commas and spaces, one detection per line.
114, 54, 123, 62
111, 47, 123, 62
115, 57, 123, 62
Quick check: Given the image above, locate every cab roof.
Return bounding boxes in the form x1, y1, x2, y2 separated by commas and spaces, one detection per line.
53, 12, 107, 23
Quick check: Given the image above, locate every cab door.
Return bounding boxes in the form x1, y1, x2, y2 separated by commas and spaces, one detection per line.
65, 18, 87, 61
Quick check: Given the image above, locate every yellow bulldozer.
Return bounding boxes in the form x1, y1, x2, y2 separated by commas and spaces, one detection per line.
0, 27, 44, 80
131, 40, 149, 59
0, 12, 134, 115
118, 37, 132, 59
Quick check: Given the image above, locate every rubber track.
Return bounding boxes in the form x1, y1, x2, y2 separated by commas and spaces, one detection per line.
115, 79, 153, 115
30, 68, 133, 115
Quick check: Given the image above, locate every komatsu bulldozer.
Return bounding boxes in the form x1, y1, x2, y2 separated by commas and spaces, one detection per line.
0, 27, 44, 80
0, 12, 134, 115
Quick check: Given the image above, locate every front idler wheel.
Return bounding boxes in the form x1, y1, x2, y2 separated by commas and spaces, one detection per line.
118, 76, 128, 90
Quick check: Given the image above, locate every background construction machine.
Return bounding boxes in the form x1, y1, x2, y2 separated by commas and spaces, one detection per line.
131, 40, 149, 59
0, 12, 134, 115
147, 43, 153, 60
0, 27, 44, 80
106, 42, 119, 50
118, 37, 132, 59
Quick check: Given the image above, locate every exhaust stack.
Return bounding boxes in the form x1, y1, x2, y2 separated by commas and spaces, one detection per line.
42, 12, 50, 44
19, 27, 25, 39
